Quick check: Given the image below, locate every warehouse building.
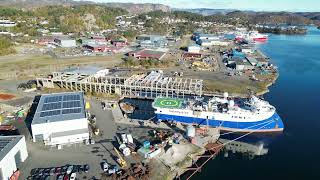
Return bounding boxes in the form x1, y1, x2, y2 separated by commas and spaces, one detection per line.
136, 35, 168, 48
188, 44, 201, 53
0, 135, 28, 180
31, 92, 89, 146
54, 37, 76, 48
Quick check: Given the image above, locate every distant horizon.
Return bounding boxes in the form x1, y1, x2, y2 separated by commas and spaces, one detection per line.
79, 0, 320, 12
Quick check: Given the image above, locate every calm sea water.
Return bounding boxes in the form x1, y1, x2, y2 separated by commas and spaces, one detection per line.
191, 27, 320, 180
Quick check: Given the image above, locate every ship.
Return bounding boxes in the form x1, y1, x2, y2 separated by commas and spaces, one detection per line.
235, 31, 268, 42
245, 31, 268, 42
119, 102, 135, 114
152, 93, 284, 133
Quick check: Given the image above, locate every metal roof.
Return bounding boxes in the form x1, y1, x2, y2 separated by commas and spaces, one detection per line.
0, 135, 24, 162
32, 92, 86, 125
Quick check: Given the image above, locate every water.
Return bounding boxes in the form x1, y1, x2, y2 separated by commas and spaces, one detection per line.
191, 26, 320, 180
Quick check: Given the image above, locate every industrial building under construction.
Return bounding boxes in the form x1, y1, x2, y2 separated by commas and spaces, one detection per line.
36, 69, 203, 98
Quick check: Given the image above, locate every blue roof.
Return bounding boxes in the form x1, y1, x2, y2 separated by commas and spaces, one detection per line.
189, 43, 201, 47
232, 49, 246, 59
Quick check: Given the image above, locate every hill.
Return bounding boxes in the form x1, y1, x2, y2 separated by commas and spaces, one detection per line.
177, 8, 320, 25
103, 3, 170, 14
0, 0, 171, 14
0, 5, 128, 34
174, 8, 236, 16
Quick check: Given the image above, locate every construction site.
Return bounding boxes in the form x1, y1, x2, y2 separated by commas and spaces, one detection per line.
36, 70, 203, 99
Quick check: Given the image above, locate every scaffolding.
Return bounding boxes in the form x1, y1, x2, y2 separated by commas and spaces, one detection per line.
36, 70, 203, 98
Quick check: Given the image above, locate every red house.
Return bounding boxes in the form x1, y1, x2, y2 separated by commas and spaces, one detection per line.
111, 39, 128, 47
128, 49, 166, 60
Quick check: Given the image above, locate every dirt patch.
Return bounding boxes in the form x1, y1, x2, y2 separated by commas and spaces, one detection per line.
0, 93, 16, 101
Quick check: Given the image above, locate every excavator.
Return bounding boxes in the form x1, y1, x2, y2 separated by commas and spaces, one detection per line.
114, 147, 127, 168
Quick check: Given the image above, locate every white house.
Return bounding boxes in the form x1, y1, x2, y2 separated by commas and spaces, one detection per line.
188, 44, 201, 53
0, 20, 16, 27
0, 135, 28, 180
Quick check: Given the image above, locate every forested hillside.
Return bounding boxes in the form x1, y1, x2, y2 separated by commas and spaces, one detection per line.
0, 5, 127, 34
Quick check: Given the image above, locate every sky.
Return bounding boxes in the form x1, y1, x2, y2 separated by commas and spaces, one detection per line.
86, 0, 320, 12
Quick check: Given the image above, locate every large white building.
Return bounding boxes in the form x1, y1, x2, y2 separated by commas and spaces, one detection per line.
188, 44, 201, 53
54, 37, 76, 48
0, 135, 28, 180
0, 20, 16, 27
31, 92, 89, 146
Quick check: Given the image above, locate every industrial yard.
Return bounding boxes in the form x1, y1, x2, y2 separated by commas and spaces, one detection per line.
0, 6, 281, 180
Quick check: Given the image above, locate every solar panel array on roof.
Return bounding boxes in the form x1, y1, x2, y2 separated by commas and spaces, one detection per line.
63, 101, 81, 108
63, 94, 80, 101
40, 110, 61, 117
42, 102, 62, 111
44, 96, 63, 103
39, 94, 82, 118
62, 108, 82, 115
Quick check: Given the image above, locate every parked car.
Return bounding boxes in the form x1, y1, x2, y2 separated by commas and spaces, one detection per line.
81, 164, 89, 173
70, 173, 76, 180
43, 168, 51, 175
63, 174, 69, 180
108, 165, 120, 175
31, 168, 40, 176
50, 167, 56, 175
56, 174, 64, 180
67, 165, 74, 174
102, 162, 109, 172
61, 166, 68, 174
72, 165, 80, 173
38, 169, 45, 176
55, 167, 62, 175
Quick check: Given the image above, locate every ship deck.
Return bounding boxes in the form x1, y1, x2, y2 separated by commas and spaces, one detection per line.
153, 97, 184, 109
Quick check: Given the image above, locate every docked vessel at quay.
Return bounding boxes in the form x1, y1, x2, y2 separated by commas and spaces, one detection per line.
236, 31, 268, 42
152, 93, 284, 133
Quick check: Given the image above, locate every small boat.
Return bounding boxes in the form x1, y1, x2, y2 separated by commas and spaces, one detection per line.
119, 102, 135, 114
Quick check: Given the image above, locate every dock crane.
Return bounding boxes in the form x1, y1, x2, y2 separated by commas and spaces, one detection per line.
114, 147, 127, 168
